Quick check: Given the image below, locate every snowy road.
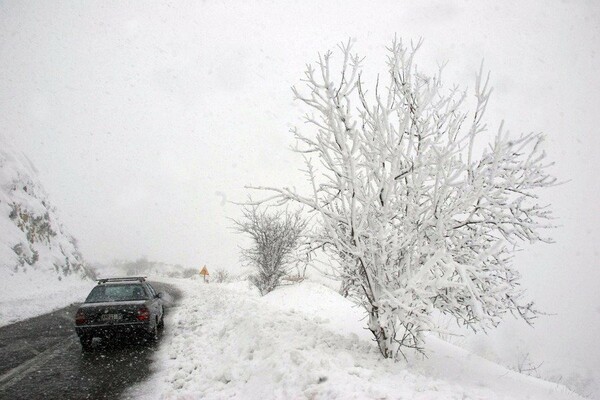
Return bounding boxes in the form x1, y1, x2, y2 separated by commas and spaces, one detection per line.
0, 281, 181, 400
2, 278, 583, 399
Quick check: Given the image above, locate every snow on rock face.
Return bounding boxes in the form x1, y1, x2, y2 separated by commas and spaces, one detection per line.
0, 136, 93, 325
128, 279, 584, 400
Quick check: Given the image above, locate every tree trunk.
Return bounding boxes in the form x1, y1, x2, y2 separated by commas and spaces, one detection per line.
368, 306, 396, 359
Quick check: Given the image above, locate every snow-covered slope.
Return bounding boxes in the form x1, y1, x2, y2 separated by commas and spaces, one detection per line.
0, 136, 94, 326
128, 279, 583, 399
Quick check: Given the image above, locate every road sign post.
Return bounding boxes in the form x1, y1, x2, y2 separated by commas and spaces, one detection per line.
200, 265, 209, 283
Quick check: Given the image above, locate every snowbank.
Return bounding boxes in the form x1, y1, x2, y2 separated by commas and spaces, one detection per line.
0, 267, 95, 326
128, 279, 584, 399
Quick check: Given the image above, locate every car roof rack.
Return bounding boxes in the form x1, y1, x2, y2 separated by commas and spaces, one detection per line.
97, 276, 147, 284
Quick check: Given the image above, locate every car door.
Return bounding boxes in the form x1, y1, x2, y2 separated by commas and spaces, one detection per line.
145, 283, 163, 322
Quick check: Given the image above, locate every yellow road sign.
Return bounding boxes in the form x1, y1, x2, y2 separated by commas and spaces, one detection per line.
200, 266, 209, 276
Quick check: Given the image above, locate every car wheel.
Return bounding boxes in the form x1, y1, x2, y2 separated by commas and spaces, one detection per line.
80, 336, 93, 351
146, 320, 159, 343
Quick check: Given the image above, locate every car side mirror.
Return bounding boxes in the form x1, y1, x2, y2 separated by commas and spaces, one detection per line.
156, 292, 164, 299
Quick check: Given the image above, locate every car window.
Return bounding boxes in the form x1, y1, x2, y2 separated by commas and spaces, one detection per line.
146, 284, 156, 297
85, 284, 148, 303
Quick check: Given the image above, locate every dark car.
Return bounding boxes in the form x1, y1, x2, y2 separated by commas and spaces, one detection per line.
74, 277, 164, 350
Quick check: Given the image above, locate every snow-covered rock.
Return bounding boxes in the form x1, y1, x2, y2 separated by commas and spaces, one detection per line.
0, 135, 94, 326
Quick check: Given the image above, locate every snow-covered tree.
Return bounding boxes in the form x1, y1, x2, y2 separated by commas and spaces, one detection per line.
250, 39, 556, 359
234, 206, 306, 295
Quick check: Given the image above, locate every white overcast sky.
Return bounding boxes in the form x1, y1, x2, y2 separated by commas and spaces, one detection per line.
1, 0, 599, 379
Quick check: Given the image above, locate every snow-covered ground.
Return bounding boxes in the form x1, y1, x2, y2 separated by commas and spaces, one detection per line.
0, 267, 95, 327
127, 279, 584, 400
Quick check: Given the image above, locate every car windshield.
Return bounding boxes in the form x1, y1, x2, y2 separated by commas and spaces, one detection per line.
85, 284, 148, 303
